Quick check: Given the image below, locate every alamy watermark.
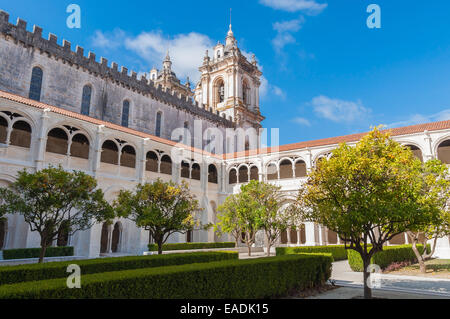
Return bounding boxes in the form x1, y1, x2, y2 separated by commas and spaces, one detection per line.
66, 4, 81, 29
367, 4, 381, 29
66, 264, 81, 289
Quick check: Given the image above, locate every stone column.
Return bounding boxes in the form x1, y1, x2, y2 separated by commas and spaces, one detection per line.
138, 138, 149, 184
91, 125, 104, 178
423, 130, 434, 161
34, 109, 50, 171
304, 222, 317, 246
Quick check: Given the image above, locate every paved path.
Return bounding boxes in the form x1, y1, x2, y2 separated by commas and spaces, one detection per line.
330, 260, 450, 298
307, 286, 449, 299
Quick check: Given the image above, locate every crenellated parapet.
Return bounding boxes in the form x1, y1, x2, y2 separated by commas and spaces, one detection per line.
0, 10, 234, 127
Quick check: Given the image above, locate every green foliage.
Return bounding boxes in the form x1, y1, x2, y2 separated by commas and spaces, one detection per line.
0, 165, 113, 262
0, 253, 333, 299
0, 251, 237, 286
276, 245, 347, 261
148, 242, 235, 251
2, 247, 74, 261
114, 179, 200, 254
347, 244, 430, 272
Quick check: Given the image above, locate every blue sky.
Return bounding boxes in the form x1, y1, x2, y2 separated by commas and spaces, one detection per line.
1, 0, 450, 145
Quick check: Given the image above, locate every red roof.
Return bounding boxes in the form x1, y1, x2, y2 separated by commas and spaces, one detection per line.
1, 89, 449, 160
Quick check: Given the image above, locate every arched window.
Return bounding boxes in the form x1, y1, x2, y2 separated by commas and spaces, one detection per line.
191, 163, 201, 181
57, 220, 70, 247
155, 112, 162, 137
46, 128, 68, 155
122, 100, 130, 128
186, 230, 193, 243
215, 79, 225, 106
111, 222, 121, 253
328, 229, 338, 245
0, 116, 7, 144
405, 145, 423, 162
250, 166, 259, 181
229, 169, 237, 185
70, 134, 90, 159
267, 163, 278, 181
146, 151, 158, 172
295, 160, 307, 178
100, 223, 109, 254
120, 145, 136, 168
208, 164, 218, 184
279, 160, 293, 179
181, 161, 190, 179
160, 155, 172, 175
242, 80, 250, 105
81, 85, 92, 116
238, 166, 249, 184
437, 140, 450, 164
29, 66, 43, 101
10, 121, 32, 148
101, 140, 119, 165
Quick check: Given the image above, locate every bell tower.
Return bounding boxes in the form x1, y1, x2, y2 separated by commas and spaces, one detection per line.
194, 24, 265, 132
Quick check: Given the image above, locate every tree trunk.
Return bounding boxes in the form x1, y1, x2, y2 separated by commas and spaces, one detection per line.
247, 244, 252, 257
411, 240, 426, 274
362, 255, 373, 299
39, 244, 47, 264
157, 240, 163, 255
266, 232, 271, 257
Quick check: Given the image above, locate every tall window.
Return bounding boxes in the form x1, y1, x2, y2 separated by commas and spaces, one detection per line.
155, 112, 162, 137
122, 100, 130, 127
29, 67, 43, 101
219, 83, 225, 103
81, 85, 92, 116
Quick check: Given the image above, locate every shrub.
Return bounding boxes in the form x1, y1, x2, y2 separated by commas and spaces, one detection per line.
0, 251, 237, 286
148, 242, 235, 251
0, 253, 333, 299
2, 247, 74, 260
347, 244, 430, 271
276, 245, 347, 261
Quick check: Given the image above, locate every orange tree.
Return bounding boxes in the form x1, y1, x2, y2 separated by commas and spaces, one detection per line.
0, 165, 113, 263
297, 127, 441, 299
114, 179, 201, 255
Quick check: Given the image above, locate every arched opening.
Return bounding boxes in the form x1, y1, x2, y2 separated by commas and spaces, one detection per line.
101, 140, 119, 165
100, 223, 109, 254
46, 128, 68, 155
279, 159, 293, 179
186, 230, 193, 243
29, 66, 43, 101
437, 139, 450, 164
0, 116, 7, 144
181, 161, 190, 179
267, 163, 278, 181
81, 85, 92, 116
229, 169, 237, 185
121, 100, 130, 128
10, 121, 32, 148
0, 219, 6, 250
111, 222, 121, 253
290, 227, 298, 244
70, 134, 90, 159
208, 164, 218, 184
146, 151, 159, 172
191, 163, 201, 181
242, 80, 250, 106
215, 78, 225, 106
299, 224, 306, 244
328, 229, 338, 245
238, 166, 249, 184
250, 166, 259, 181
160, 155, 172, 175
405, 145, 423, 162
155, 112, 162, 137
390, 233, 406, 245
295, 160, 307, 178
280, 230, 288, 244
57, 220, 70, 247
120, 145, 136, 168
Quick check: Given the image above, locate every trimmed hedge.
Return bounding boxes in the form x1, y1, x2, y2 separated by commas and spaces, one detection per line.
347, 244, 430, 271
148, 242, 235, 251
2, 247, 74, 260
276, 245, 347, 261
0, 253, 333, 299
0, 251, 238, 286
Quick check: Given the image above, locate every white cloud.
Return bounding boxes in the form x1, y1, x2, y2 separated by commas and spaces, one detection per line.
259, 0, 327, 15
292, 117, 311, 126
386, 109, 450, 128
92, 29, 214, 82
272, 17, 305, 54
311, 95, 371, 123
260, 76, 286, 100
